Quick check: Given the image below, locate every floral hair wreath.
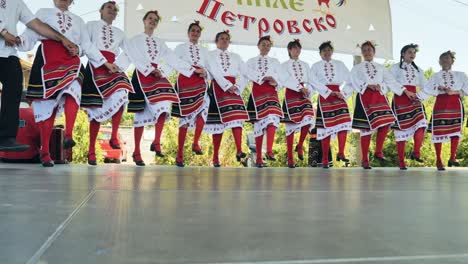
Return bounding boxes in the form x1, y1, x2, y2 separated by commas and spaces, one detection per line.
447, 50, 456, 60
410, 43, 420, 52
222, 29, 232, 39
193, 20, 204, 31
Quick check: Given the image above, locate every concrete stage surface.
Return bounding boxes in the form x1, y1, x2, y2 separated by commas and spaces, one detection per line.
1, 164, 468, 264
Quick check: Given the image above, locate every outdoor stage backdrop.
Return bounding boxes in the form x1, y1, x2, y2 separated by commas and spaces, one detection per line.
124, 0, 393, 58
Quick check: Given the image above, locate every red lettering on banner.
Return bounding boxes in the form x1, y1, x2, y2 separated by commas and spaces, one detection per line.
222, 11, 237, 26
313, 17, 327, 31
197, 0, 224, 21
195, 2, 340, 37
238, 14, 257, 30
273, 19, 284, 34
287, 20, 300, 34
326, 14, 336, 28
302, 19, 313, 33
258, 18, 270, 37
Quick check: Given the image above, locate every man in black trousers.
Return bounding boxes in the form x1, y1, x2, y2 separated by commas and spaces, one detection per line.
0, 0, 76, 151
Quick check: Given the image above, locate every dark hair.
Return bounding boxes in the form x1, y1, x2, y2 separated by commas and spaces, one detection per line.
100, 1, 118, 12
215, 31, 230, 43
439, 50, 456, 61
319, 41, 334, 53
188, 21, 202, 33
257, 36, 272, 46
143, 10, 160, 22
399, 44, 420, 72
361, 41, 376, 52
287, 39, 302, 58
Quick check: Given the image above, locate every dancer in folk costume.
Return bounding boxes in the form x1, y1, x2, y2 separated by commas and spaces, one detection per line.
389, 44, 428, 170
205, 30, 249, 167
310, 41, 353, 169
245, 36, 283, 168
350, 41, 417, 169
280, 39, 317, 168
418, 51, 467, 170
0, 0, 76, 152
122, 10, 204, 166
172, 21, 209, 167
81, 1, 134, 166
19, 0, 120, 167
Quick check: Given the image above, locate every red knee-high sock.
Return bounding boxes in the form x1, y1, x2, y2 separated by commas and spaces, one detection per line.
64, 96, 79, 139
255, 135, 263, 164
193, 115, 205, 146
266, 125, 276, 154
153, 113, 166, 151
434, 143, 442, 164
212, 133, 223, 163
133, 127, 144, 155
286, 133, 295, 163
297, 125, 310, 151
232, 127, 243, 154
89, 121, 100, 154
111, 107, 124, 141
375, 126, 390, 157
396, 141, 406, 162
361, 135, 372, 164
413, 128, 425, 158
177, 127, 188, 160
450, 137, 460, 161
39, 114, 56, 159
321, 136, 331, 165
337, 131, 348, 156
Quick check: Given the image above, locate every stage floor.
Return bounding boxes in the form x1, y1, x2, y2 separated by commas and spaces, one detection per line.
1, 164, 468, 264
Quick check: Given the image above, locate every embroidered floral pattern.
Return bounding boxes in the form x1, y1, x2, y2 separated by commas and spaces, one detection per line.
257, 56, 269, 81
324, 61, 335, 83
146, 37, 158, 61
292, 61, 304, 82
365, 62, 377, 80
189, 43, 201, 66
403, 64, 416, 84
442, 71, 455, 89
56, 12, 72, 34
101, 24, 114, 49
219, 51, 231, 73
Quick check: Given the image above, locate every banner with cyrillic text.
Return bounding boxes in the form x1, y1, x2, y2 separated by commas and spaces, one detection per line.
124, 0, 393, 58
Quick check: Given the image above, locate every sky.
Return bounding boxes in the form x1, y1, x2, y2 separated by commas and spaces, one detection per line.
20, 0, 468, 73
